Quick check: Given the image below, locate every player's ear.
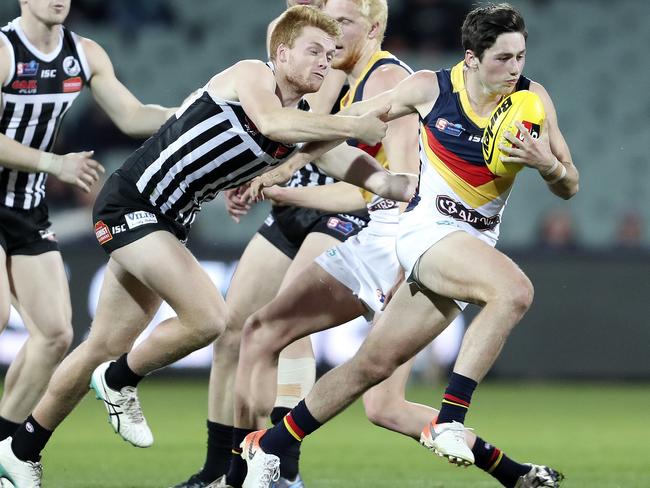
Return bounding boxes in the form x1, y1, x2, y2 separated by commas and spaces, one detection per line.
368, 21, 380, 40
277, 43, 289, 63
464, 50, 479, 70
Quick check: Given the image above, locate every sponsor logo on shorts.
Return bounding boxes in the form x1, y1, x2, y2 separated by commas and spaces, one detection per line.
435, 195, 500, 231
39, 229, 58, 242
111, 224, 128, 234
376, 289, 386, 304
327, 217, 354, 236
326, 248, 337, 257
94, 220, 112, 245
338, 214, 367, 228
264, 214, 274, 227
17, 60, 39, 77
436, 219, 459, 227
63, 77, 82, 93
125, 211, 158, 230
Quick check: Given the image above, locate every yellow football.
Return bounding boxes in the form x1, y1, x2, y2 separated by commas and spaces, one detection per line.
482, 90, 546, 177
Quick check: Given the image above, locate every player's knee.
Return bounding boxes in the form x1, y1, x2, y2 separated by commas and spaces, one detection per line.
363, 394, 390, 427
37, 321, 74, 359
50, 325, 74, 359
195, 313, 226, 347
507, 273, 534, 317
242, 313, 286, 355
214, 316, 243, 357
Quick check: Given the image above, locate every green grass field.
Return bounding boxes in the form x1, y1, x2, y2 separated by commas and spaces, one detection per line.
29, 379, 650, 487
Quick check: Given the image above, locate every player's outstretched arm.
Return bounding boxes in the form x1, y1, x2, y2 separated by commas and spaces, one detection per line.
500, 82, 579, 200
339, 70, 440, 122
316, 144, 417, 203
243, 139, 344, 201
262, 181, 366, 213
232, 61, 388, 145
83, 38, 177, 138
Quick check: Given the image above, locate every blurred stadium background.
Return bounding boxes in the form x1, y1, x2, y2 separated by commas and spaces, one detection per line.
0, 0, 648, 378
0, 1, 649, 486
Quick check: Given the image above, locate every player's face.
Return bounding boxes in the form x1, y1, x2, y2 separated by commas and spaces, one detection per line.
476, 32, 527, 96
287, 0, 325, 7
324, 0, 370, 72
23, 0, 70, 26
284, 26, 336, 93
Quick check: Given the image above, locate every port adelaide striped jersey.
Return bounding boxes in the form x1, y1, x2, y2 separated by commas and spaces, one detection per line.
0, 18, 90, 209
120, 75, 308, 228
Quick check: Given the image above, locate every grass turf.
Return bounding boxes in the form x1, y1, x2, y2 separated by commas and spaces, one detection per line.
27, 379, 650, 487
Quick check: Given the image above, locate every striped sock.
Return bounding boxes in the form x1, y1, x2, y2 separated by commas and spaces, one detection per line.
436, 372, 477, 425
260, 400, 321, 455
472, 437, 530, 487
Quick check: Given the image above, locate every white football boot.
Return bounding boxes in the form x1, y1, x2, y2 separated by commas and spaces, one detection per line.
514, 464, 565, 488
273, 474, 305, 488
0, 438, 42, 488
241, 431, 280, 488
420, 420, 474, 467
89, 361, 153, 447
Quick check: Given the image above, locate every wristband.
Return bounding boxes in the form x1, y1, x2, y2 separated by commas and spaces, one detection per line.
37, 152, 63, 175
545, 163, 567, 184
541, 158, 560, 176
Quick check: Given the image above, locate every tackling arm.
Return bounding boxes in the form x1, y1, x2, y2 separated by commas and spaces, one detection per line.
263, 181, 366, 213
316, 144, 417, 203
233, 61, 388, 145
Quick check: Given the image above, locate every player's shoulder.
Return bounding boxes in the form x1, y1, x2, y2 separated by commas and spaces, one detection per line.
0, 30, 12, 79
74, 34, 105, 58
526, 80, 555, 111
233, 59, 272, 72
231, 59, 276, 84
527, 79, 549, 98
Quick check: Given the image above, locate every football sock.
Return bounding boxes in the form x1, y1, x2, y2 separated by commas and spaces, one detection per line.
197, 421, 232, 481
0, 416, 20, 441
11, 416, 52, 463
104, 353, 143, 391
436, 372, 477, 425
271, 406, 301, 480
225, 427, 254, 488
260, 400, 321, 455
472, 437, 530, 487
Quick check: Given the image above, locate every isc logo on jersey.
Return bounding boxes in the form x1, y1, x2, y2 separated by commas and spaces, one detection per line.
482, 90, 545, 177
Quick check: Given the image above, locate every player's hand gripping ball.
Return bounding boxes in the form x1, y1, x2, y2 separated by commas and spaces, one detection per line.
482, 90, 545, 177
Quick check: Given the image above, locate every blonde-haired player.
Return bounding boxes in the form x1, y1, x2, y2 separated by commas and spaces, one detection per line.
241, 3, 576, 487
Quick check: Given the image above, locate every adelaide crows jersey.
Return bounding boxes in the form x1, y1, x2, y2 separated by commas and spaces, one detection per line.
340, 50, 413, 230
412, 61, 531, 240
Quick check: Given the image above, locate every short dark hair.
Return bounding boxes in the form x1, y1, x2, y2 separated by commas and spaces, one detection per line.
461, 3, 527, 60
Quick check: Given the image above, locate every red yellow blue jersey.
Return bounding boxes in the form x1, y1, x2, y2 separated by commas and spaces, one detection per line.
410, 61, 531, 235
340, 51, 412, 227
